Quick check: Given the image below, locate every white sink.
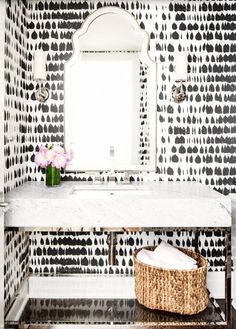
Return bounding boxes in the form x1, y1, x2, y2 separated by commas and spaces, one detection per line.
71, 184, 152, 197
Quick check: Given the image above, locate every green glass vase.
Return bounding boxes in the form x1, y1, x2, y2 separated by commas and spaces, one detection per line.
45, 165, 61, 186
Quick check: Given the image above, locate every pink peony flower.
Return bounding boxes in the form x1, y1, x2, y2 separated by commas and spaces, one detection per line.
52, 145, 65, 154
45, 149, 56, 162
35, 152, 48, 168
52, 153, 67, 169
35, 144, 71, 169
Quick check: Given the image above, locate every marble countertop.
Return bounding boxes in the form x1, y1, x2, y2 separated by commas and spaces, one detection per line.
0, 191, 9, 217
5, 181, 231, 230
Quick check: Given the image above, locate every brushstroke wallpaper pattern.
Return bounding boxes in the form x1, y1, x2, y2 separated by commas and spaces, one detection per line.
4, 0, 236, 193
4, 231, 29, 310
26, 0, 236, 195
4, 0, 30, 311
4, 0, 29, 192
29, 230, 225, 275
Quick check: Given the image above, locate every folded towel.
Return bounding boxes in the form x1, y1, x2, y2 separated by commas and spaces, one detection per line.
153, 241, 197, 266
136, 248, 197, 270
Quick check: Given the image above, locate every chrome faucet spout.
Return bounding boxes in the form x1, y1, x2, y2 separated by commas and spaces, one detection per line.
110, 146, 115, 171
109, 146, 116, 182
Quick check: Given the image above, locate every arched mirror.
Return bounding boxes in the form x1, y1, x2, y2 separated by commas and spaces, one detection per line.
64, 7, 156, 172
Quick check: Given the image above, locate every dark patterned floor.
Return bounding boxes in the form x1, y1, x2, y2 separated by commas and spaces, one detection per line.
27, 305, 236, 329
22, 300, 236, 328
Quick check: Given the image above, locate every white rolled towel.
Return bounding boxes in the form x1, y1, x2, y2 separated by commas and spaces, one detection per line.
136, 249, 167, 268
153, 241, 197, 266
136, 241, 197, 270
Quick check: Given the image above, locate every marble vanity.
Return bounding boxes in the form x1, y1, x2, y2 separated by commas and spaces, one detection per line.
5, 181, 231, 230
4, 181, 232, 328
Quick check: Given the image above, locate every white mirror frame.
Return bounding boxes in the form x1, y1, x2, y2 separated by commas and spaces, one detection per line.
64, 6, 157, 172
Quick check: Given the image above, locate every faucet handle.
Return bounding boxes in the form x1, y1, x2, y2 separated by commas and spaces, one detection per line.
90, 172, 102, 182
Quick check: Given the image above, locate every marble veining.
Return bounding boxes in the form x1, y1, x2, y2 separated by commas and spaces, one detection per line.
5, 182, 231, 229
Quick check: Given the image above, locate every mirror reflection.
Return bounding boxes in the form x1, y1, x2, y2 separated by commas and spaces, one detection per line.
64, 7, 156, 172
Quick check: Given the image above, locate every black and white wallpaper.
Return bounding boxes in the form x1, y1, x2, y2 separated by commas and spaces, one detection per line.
4, 0, 31, 311
3, 0, 235, 309
24, 0, 236, 196
5, 0, 236, 191
4, 231, 29, 310
4, 0, 29, 192
29, 230, 225, 275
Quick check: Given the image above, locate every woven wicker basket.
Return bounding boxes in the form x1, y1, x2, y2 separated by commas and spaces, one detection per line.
134, 246, 209, 315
